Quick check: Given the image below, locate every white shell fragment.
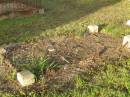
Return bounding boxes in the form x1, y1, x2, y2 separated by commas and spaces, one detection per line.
47, 45, 55, 52
122, 35, 130, 48
87, 25, 99, 34
17, 70, 35, 87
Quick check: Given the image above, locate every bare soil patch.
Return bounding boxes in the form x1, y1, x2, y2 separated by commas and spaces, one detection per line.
7, 33, 129, 65
1, 33, 130, 94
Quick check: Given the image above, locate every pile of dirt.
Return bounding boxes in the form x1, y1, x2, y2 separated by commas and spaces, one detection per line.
1, 33, 130, 94
7, 33, 129, 65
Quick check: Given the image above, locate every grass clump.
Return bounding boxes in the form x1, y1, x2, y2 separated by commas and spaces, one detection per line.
13, 57, 58, 80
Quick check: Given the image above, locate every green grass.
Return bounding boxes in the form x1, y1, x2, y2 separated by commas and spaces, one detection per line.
0, 0, 130, 45
13, 57, 58, 80
1, 0, 130, 96
39, 59, 130, 97
1, 59, 130, 97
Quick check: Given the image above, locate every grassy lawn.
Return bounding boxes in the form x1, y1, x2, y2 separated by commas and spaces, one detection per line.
0, 0, 130, 45
1, 0, 130, 97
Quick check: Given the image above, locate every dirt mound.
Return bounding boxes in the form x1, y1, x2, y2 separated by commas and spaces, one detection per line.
7, 33, 129, 65
1, 33, 130, 94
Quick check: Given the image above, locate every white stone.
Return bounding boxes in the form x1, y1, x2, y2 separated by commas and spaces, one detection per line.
87, 25, 99, 34
38, 8, 45, 15
122, 35, 130, 48
126, 20, 130, 26
17, 70, 35, 87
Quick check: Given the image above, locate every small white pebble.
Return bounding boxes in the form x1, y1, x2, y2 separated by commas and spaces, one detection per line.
17, 70, 35, 87
87, 24, 99, 34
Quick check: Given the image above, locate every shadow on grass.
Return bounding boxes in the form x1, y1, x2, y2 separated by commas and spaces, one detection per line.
0, 0, 121, 44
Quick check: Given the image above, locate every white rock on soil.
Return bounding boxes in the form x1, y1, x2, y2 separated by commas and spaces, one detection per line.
126, 20, 130, 26
122, 35, 130, 48
17, 70, 35, 87
87, 25, 99, 34
38, 8, 45, 15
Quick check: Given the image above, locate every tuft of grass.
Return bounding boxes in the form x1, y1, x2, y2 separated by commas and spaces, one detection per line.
0, 93, 16, 97
13, 57, 58, 80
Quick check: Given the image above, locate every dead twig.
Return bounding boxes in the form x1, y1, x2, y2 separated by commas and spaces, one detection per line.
60, 55, 70, 64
